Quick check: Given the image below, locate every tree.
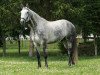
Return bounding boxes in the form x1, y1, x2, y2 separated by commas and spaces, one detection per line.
0, 0, 23, 56
83, 0, 100, 55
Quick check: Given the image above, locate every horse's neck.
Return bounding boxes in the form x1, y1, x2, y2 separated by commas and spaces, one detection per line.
30, 9, 47, 25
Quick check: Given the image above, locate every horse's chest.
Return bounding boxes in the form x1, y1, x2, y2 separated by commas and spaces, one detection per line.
31, 29, 45, 44
32, 33, 43, 45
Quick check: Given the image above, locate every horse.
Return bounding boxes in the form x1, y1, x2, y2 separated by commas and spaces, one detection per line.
20, 4, 77, 68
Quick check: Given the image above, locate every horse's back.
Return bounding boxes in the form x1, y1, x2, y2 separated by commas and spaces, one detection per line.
44, 19, 76, 43
48, 19, 75, 35
48, 19, 75, 29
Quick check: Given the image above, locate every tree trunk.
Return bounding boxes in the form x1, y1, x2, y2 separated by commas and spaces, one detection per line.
94, 35, 97, 56
18, 35, 21, 54
29, 37, 34, 57
2, 35, 6, 56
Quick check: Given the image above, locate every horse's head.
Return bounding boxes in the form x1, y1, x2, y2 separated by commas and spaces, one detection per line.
20, 4, 30, 25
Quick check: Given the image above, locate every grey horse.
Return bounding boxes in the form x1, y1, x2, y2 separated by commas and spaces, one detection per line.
20, 4, 77, 68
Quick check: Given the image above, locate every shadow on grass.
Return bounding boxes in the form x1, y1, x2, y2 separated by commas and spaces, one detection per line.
79, 55, 100, 61
0, 50, 99, 62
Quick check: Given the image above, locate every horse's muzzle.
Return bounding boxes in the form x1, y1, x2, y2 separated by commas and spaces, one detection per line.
20, 19, 25, 25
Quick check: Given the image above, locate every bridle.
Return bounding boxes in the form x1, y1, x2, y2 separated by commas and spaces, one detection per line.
21, 8, 37, 32
21, 11, 30, 22
21, 18, 26, 22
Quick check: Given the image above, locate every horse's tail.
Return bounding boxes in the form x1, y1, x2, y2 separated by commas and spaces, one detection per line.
72, 34, 78, 65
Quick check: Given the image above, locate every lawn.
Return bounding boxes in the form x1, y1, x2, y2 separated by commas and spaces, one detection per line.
0, 49, 100, 75
0, 40, 100, 75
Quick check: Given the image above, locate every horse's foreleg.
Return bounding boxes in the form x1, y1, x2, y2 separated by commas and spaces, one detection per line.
43, 42, 48, 68
36, 48, 41, 68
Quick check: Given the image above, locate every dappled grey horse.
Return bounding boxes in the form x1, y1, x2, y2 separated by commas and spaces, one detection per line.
20, 4, 77, 68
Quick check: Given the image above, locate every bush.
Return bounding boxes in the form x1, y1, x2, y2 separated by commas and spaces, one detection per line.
78, 42, 94, 56
58, 38, 100, 56
0, 37, 3, 47
97, 38, 100, 55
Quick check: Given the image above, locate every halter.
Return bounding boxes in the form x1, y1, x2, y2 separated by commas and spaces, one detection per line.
21, 12, 30, 22
21, 8, 37, 32
21, 18, 26, 22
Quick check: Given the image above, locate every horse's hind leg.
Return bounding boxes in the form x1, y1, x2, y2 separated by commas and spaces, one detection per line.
67, 40, 73, 66
63, 37, 73, 66
67, 36, 76, 66
43, 42, 48, 68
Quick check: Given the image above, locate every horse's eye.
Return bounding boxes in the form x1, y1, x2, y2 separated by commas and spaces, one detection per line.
27, 12, 29, 14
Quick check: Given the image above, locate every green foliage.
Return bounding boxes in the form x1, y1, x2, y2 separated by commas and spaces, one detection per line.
83, 0, 100, 35
77, 37, 100, 56
0, 39, 3, 47
78, 42, 95, 56
0, 0, 22, 37
97, 38, 100, 54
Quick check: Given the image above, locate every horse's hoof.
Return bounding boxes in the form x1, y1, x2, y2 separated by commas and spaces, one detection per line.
37, 65, 41, 69
38, 66, 41, 69
45, 65, 48, 69
68, 63, 71, 66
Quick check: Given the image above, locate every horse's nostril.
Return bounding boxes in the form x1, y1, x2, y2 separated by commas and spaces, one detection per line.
20, 21, 23, 25
20, 20, 25, 25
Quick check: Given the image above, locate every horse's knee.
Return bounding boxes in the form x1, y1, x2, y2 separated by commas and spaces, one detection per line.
67, 42, 72, 49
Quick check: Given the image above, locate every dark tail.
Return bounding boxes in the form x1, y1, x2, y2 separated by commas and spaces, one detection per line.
72, 34, 78, 65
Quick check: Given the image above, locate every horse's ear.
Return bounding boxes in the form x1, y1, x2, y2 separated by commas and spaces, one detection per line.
20, 3, 24, 9
26, 3, 29, 8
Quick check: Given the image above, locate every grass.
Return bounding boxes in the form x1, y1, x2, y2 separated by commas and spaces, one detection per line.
6, 40, 59, 49
0, 49, 100, 75
0, 40, 100, 75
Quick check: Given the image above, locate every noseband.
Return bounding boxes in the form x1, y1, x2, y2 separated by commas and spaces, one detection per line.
21, 18, 26, 22
21, 12, 30, 22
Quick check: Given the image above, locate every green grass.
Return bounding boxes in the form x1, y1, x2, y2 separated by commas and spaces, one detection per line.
0, 49, 100, 75
6, 40, 59, 49
0, 40, 100, 75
